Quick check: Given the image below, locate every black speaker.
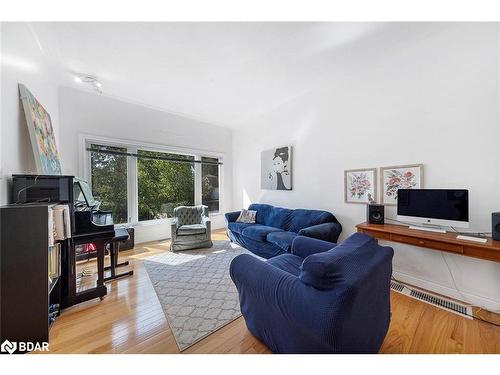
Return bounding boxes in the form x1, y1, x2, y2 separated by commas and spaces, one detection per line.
367, 204, 385, 224
492, 212, 500, 241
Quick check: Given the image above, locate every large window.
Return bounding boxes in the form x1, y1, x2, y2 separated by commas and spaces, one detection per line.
88, 141, 222, 225
90, 144, 128, 223
138, 150, 195, 221
202, 156, 220, 212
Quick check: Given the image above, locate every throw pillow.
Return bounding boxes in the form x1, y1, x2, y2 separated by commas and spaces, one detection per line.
236, 209, 257, 224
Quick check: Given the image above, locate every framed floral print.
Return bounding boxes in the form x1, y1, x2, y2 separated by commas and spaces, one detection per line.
380, 164, 424, 205
344, 168, 377, 204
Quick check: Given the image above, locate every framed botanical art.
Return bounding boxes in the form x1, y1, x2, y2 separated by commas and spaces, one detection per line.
380, 164, 424, 205
261, 146, 292, 190
344, 168, 377, 204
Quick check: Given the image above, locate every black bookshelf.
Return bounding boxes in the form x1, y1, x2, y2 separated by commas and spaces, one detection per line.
0, 204, 64, 351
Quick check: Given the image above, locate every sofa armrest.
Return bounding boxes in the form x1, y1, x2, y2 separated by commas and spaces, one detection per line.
225, 210, 241, 224
291, 236, 337, 259
298, 222, 342, 243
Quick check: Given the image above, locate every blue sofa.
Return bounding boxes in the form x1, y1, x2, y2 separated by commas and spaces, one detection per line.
230, 233, 394, 353
225, 203, 342, 258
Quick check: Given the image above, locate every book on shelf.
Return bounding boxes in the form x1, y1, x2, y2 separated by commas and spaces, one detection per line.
48, 204, 71, 245
48, 243, 61, 291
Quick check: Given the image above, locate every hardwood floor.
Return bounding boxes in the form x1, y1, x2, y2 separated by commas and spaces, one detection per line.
48, 229, 500, 354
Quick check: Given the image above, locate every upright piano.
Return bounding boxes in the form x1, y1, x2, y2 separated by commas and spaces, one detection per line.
12, 174, 117, 307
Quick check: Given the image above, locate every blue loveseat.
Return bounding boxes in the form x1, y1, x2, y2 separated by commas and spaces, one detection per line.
230, 233, 394, 353
225, 203, 342, 258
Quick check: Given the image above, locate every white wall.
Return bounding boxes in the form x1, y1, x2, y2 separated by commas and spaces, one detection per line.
232, 23, 500, 310
1, 23, 63, 204
58, 87, 233, 243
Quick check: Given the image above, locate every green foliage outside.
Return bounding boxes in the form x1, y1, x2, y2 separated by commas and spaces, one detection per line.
137, 150, 195, 221
90, 145, 218, 223
90, 144, 128, 223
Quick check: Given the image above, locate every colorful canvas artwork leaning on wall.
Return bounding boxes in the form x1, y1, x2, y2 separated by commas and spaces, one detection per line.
19, 84, 62, 174
344, 168, 377, 204
380, 164, 423, 205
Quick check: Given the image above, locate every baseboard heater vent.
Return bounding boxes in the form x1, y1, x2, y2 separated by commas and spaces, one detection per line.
390, 279, 472, 319
390, 281, 405, 292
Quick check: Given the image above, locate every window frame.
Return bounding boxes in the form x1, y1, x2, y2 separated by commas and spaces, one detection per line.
201, 156, 221, 214
79, 134, 225, 227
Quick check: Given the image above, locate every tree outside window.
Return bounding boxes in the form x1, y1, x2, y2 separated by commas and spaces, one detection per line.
137, 150, 195, 221
90, 144, 128, 223
89, 143, 220, 223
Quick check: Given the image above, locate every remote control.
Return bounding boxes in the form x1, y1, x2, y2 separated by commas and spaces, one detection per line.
456, 235, 487, 243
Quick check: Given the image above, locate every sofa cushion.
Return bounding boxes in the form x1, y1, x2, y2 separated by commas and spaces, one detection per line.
177, 224, 206, 236
299, 233, 376, 290
285, 209, 335, 233
266, 253, 303, 277
266, 231, 298, 251
241, 224, 283, 241
266, 207, 293, 229
248, 203, 336, 232
227, 222, 253, 235
248, 203, 274, 225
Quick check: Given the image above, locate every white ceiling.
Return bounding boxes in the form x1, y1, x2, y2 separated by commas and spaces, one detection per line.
27, 22, 429, 128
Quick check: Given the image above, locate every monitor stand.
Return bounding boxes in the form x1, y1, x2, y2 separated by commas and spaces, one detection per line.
408, 225, 447, 234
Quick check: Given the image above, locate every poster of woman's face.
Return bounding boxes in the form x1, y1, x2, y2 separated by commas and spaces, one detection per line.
261, 146, 292, 190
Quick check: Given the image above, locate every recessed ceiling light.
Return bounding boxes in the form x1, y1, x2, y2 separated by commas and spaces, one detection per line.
74, 74, 102, 94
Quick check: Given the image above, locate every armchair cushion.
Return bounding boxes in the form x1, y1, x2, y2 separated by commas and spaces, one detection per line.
174, 205, 208, 226
266, 253, 303, 277
266, 231, 298, 251
177, 224, 207, 236
241, 224, 283, 242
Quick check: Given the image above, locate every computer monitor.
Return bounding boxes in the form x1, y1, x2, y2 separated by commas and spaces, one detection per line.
397, 189, 469, 228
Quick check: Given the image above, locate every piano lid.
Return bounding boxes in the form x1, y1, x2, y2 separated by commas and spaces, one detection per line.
72, 177, 115, 238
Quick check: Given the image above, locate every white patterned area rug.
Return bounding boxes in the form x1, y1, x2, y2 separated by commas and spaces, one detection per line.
142, 240, 255, 351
